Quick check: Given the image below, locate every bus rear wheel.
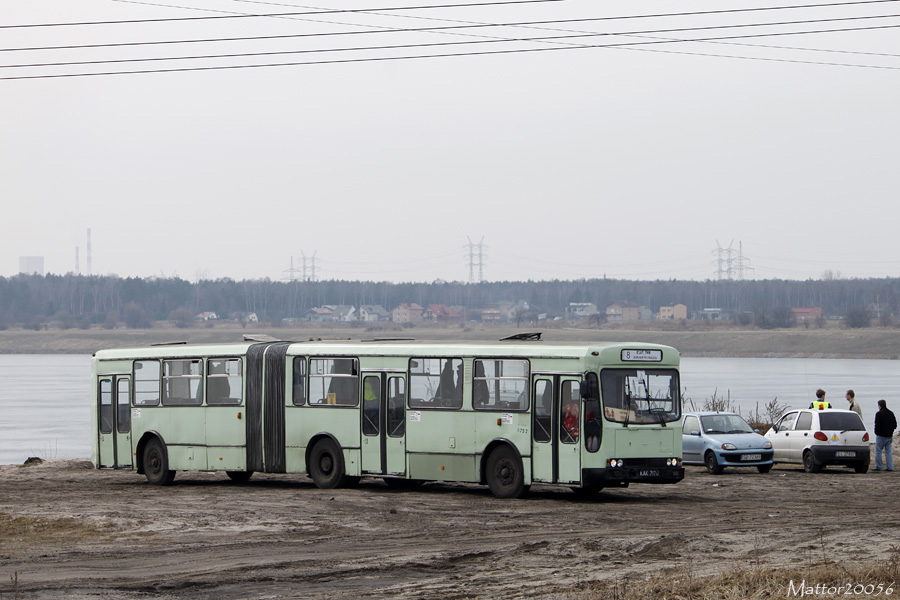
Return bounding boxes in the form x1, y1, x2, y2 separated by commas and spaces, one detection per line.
309, 439, 349, 489
226, 470, 254, 482
143, 438, 175, 486
486, 446, 529, 499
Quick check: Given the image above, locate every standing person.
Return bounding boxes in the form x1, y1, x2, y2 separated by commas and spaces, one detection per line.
810, 389, 831, 410
874, 399, 897, 471
846, 390, 862, 418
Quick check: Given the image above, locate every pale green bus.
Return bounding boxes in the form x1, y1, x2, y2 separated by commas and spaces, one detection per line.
92, 337, 683, 498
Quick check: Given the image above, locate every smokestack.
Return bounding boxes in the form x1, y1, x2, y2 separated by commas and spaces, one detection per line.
87, 228, 92, 276
75, 247, 80, 274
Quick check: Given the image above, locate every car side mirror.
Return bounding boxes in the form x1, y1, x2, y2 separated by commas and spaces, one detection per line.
772, 425, 779, 433
689, 430, 700, 436
754, 428, 761, 434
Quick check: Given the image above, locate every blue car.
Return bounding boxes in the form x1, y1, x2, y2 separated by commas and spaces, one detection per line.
682, 412, 774, 474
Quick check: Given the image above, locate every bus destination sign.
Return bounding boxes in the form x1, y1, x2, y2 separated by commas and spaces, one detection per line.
621, 349, 663, 362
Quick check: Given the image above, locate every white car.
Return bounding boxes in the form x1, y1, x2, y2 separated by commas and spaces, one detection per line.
765, 408, 870, 473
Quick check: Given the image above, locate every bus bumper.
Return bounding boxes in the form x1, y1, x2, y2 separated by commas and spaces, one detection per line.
583, 466, 684, 486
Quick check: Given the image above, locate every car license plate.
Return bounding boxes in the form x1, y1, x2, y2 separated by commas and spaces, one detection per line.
639, 469, 660, 477
741, 454, 762, 461
835, 451, 855, 458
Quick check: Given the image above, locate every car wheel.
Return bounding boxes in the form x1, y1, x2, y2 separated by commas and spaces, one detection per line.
802, 451, 822, 473
757, 464, 773, 474
705, 451, 724, 475
853, 461, 869, 474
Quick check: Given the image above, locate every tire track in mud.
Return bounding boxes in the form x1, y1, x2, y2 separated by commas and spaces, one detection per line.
1, 461, 897, 599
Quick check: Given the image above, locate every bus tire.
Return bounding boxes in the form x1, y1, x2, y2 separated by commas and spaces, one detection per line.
143, 438, 175, 486
383, 477, 423, 489
572, 485, 603, 498
486, 446, 528, 499
309, 439, 348, 489
226, 470, 254, 482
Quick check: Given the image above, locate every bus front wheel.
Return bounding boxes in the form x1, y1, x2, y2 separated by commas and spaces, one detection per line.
143, 438, 175, 486
309, 439, 349, 489
486, 446, 529, 499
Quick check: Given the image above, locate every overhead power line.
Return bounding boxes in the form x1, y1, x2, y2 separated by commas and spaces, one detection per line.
4, 21, 900, 80
0, 0, 571, 29
3, 10, 900, 53
3, 20, 900, 70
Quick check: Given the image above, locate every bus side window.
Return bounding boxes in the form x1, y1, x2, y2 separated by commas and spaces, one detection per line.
134, 360, 160, 406
99, 378, 113, 434
583, 374, 601, 453
309, 358, 359, 406
207, 358, 242, 406
560, 380, 579, 443
292, 357, 306, 406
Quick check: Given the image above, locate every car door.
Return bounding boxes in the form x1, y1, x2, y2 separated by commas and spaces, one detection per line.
771, 411, 799, 462
682, 415, 702, 463
788, 411, 814, 462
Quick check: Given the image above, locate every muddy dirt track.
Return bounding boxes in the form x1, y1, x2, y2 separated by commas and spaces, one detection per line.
1, 459, 897, 599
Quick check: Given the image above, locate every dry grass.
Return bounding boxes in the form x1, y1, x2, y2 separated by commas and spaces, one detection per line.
576, 547, 900, 599
0, 512, 104, 549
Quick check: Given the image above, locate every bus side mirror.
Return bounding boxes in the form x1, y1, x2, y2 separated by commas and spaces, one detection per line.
581, 372, 600, 401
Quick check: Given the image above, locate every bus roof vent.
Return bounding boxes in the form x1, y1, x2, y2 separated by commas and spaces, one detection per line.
243, 334, 282, 342
150, 341, 187, 346
499, 332, 542, 341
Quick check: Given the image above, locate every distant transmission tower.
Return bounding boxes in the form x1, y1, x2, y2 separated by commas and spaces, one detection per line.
301, 251, 318, 282
464, 237, 487, 283
712, 240, 753, 280
284, 257, 300, 282
86, 228, 93, 276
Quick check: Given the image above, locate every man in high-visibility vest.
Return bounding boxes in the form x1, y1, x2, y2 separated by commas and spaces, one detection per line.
809, 388, 832, 410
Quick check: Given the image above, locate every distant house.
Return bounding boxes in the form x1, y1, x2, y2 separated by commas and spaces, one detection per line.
305, 306, 336, 322
568, 303, 598, 317
481, 305, 501, 322
605, 302, 641, 322
424, 304, 462, 324
791, 307, 823, 322
392, 303, 424, 323
657, 304, 688, 320
195, 312, 217, 321
359, 305, 391, 322
695, 308, 726, 320
326, 305, 356, 322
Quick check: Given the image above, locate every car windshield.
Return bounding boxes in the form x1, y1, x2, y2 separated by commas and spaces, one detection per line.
700, 414, 753, 434
600, 368, 680, 425
819, 412, 865, 431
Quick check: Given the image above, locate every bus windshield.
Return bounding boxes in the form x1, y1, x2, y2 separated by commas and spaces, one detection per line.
600, 368, 680, 425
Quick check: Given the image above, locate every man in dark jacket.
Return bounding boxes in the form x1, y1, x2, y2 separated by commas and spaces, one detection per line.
874, 399, 897, 471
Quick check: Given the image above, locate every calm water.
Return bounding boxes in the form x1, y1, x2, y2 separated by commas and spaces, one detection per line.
0, 355, 896, 465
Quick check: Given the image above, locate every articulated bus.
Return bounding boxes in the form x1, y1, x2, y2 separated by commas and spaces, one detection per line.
91, 337, 684, 498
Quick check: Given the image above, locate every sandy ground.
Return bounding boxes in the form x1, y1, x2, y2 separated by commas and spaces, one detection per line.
1, 454, 899, 600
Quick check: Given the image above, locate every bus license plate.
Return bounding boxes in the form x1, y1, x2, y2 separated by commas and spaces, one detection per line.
741, 454, 762, 461
836, 451, 855, 458
639, 469, 660, 477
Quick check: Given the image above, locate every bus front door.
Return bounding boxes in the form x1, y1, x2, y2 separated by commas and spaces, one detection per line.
531, 376, 582, 484
361, 373, 408, 477
97, 375, 133, 469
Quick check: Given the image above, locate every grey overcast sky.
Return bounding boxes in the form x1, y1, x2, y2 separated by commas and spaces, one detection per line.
1, 0, 898, 283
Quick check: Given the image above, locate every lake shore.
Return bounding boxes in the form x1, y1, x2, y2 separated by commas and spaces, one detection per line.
0, 323, 897, 358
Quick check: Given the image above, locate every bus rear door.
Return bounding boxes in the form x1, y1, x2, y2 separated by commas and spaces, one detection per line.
361, 372, 408, 477
97, 375, 133, 468
531, 375, 581, 484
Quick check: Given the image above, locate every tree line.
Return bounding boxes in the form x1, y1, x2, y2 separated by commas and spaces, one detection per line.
1, 273, 898, 330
